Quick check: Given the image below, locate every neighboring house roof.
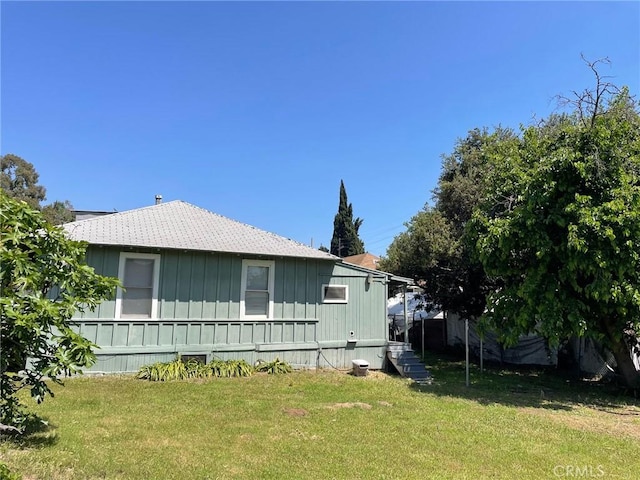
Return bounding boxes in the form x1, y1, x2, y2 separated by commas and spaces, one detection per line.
72, 210, 117, 221
339, 260, 412, 285
63, 200, 338, 260
343, 252, 380, 270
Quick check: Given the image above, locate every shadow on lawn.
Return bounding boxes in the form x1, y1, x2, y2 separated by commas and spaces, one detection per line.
1, 415, 58, 448
407, 352, 639, 411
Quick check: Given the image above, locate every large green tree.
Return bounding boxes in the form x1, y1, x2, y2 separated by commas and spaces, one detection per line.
0, 154, 46, 209
0, 192, 119, 431
0, 154, 75, 225
470, 81, 640, 387
380, 128, 514, 318
41, 200, 76, 225
330, 180, 365, 257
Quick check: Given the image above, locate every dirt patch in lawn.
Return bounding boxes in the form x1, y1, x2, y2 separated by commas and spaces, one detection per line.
520, 403, 640, 441
325, 402, 372, 410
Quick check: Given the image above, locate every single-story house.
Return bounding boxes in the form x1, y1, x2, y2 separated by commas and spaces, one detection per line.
63, 200, 411, 373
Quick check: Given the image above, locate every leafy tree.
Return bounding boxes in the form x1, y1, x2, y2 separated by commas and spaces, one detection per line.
0, 154, 46, 209
470, 77, 640, 387
41, 200, 76, 225
0, 153, 75, 225
330, 180, 365, 257
380, 128, 514, 318
0, 192, 119, 431
382, 58, 639, 387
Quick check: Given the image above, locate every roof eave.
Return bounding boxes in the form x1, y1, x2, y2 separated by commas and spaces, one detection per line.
80, 240, 340, 261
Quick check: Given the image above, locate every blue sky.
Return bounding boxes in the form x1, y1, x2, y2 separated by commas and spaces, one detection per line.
2, 1, 639, 256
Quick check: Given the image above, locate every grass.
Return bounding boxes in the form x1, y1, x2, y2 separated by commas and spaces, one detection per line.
1, 354, 639, 479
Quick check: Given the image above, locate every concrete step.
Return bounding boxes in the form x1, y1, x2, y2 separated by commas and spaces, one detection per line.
395, 353, 422, 362
398, 363, 427, 373
386, 342, 432, 384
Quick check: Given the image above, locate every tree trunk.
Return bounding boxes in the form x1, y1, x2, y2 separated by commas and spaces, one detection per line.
601, 317, 640, 389
609, 341, 639, 389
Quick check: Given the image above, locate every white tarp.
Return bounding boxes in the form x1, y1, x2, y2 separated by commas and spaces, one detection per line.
387, 292, 442, 334
387, 292, 639, 374
446, 313, 557, 366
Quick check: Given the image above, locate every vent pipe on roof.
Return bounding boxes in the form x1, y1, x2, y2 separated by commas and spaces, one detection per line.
155, 194, 163, 205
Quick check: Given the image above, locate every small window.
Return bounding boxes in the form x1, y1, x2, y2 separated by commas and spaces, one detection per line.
322, 284, 348, 304
241, 259, 275, 319
116, 253, 160, 319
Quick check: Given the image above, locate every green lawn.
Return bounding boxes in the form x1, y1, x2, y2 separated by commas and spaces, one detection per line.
2, 355, 639, 479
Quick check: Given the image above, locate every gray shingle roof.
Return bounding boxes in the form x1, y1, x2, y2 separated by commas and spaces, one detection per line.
63, 200, 338, 260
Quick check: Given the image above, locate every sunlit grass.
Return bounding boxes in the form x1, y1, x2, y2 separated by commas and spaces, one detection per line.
1, 356, 639, 479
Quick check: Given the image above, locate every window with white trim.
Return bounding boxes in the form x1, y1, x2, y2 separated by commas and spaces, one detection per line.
240, 259, 275, 319
322, 284, 348, 304
115, 253, 161, 319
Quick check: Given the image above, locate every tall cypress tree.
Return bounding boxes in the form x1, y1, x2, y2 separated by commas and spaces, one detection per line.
330, 180, 364, 257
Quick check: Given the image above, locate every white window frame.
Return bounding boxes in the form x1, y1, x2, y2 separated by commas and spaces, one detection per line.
322, 284, 349, 304
240, 259, 275, 320
115, 252, 161, 320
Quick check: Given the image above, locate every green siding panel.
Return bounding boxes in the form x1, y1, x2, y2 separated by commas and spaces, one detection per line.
96, 324, 114, 346
306, 261, 318, 319
227, 257, 241, 319
114, 324, 129, 346
273, 261, 284, 317
228, 324, 241, 344
187, 324, 201, 345
159, 325, 173, 345
240, 324, 253, 344
189, 254, 205, 319
129, 324, 144, 346
216, 256, 232, 318
294, 260, 307, 318
174, 324, 188, 345
283, 323, 294, 343
201, 324, 214, 344
202, 255, 218, 318
254, 323, 266, 343
144, 324, 159, 346
175, 252, 192, 319
281, 261, 295, 319
80, 323, 98, 343
80, 248, 118, 319
271, 323, 282, 343
161, 252, 178, 319
214, 324, 227, 344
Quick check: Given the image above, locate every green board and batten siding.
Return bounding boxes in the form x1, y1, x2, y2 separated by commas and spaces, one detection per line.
74, 247, 390, 372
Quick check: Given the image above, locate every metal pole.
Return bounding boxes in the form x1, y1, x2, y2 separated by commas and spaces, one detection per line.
480, 336, 484, 373
465, 318, 470, 387
421, 317, 424, 356
403, 285, 408, 344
